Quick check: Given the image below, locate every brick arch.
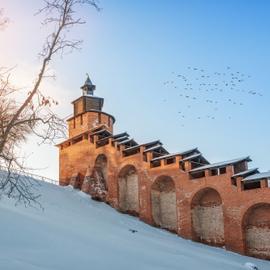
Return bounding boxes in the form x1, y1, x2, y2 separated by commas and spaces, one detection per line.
118, 164, 139, 215
242, 203, 270, 260
191, 187, 224, 246
87, 154, 108, 201
151, 175, 177, 231
93, 154, 108, 186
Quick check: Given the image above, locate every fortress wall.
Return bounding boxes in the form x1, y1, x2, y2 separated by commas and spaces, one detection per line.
59, 132, 270, 260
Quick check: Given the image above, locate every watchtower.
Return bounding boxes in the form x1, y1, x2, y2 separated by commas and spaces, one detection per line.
66, 75, 115, 138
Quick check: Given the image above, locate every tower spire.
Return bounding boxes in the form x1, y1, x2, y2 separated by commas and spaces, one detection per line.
81, 73, 96, 96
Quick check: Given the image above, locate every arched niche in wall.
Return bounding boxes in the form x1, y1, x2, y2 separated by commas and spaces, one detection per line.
243, 203, 270, 260
89, 154, 108, 201
118, 165, 139, 215
151, 175, 177, 231
191, 187, 225, 246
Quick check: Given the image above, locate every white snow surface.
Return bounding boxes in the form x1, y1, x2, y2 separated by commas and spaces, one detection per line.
244, 262, 259, 270
0, 181, 269, 270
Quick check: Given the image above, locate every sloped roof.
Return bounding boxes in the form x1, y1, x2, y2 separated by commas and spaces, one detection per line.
190, 156, 251, 173
96, 132, 129, 143
85, 75, 93, 86
243, 171, 270, 182
117, 138, 138, 146
182, 153, 202, 162
143, 140, 162, 149
179, 148, 200, 157
123, 140, 160, 152
112, 132, 129, 139
143, 144, 168, 154
90, 129, 112, 137
232, 168, 259, 179
151, 152, 182, 162
150, 148, 203, 163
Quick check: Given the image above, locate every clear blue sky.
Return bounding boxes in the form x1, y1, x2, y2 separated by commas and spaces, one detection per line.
1, 0, 270, 178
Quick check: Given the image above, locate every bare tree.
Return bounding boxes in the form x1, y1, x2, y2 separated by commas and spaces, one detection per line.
0, 9, 9, 28
0, 0, 100, 205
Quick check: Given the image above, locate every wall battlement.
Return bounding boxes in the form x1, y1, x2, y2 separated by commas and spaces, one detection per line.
58, 78, 270, 260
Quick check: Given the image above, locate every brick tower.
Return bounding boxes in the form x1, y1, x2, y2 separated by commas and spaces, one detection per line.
66, 74, 115, 138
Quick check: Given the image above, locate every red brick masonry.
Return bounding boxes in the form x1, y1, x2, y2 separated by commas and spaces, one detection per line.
58, 90, 270, 260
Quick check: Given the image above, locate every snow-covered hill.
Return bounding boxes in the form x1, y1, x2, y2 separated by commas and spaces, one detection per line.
0, 181, 269, 270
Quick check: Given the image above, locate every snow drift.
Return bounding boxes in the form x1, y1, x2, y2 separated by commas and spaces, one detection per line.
0, 180, 269, 270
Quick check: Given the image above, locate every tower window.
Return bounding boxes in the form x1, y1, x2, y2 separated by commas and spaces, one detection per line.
98, 113, 101, 124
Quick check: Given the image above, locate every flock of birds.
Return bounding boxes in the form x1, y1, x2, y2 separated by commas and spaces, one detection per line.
162, 66, 263, 127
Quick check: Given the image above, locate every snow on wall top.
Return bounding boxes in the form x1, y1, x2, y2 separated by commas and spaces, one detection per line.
232, 168, 259, 178
243, 171, 270, 182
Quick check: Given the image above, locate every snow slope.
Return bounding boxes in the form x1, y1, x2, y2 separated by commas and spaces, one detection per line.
0, 181, 269, 270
